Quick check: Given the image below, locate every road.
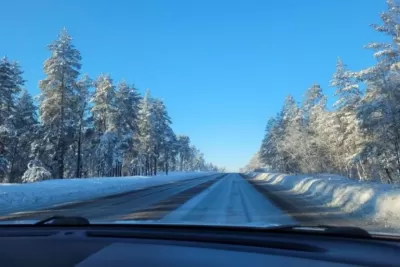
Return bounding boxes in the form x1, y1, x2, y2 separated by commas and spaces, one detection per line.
0, 173, 296, 225
163, 173, 294, 226
1, 173, 369, 228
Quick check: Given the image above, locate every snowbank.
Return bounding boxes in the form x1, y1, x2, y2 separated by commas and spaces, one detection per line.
248, 172, 400, 228
0, 172, 214, 216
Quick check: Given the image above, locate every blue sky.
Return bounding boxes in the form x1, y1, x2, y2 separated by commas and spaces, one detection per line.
0, 0, 389, 171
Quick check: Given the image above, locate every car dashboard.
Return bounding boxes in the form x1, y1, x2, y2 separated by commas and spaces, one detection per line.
0, 225, 399, 267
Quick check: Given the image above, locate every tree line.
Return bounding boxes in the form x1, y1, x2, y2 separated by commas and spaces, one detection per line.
251, 0, 400, 183
0, 29, 222, 183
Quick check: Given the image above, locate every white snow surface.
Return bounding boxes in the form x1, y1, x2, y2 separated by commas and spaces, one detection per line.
0, 172, 214, 216
249, 172, 400, 229
163, 173, 295, 226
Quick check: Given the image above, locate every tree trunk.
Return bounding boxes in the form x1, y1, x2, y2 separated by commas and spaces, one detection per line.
383, 85, 400, 175
75, 122, 82, 178
385, 168, 393, 184
57, 77, 66, 179
165, 150, 169, 175
8, 138, 19, 183
356, 163, 363, 181
154, 157, 157, 176
145, 157, 149, 176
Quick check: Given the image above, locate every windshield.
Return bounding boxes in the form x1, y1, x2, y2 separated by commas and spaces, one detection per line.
0, 0, 399, 237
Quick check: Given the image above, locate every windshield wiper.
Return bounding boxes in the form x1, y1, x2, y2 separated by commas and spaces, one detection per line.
262, 224, 372, 238
34, 216, 90, 226
32, 217, 371, 238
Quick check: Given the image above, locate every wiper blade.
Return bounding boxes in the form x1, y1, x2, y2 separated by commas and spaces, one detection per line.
263, 224, 371, 238
32, 219, 370, 238
34, 216, 90, 226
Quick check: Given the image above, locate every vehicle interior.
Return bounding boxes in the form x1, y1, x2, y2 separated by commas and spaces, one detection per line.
1, 217, 399, 267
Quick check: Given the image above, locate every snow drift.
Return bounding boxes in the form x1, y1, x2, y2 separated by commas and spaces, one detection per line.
0, 172, 213, 216
248, 172, 400, 229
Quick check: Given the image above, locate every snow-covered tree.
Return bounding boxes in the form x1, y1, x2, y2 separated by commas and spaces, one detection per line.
277, 95, 302, 173
354, 0, 400, 182
260, 117, 281, 171
161, 126, 178, 174
114, 81, 141, 134
0, 142, 10, 181
0, 57, 25, 182
302, 84, 324, 123
177, 135, 191, 171
331, 58, 362, 111
21, 159, 52, 183
0, 57, 24, 124
152, 99, 172, 175
110, 81, 142, 176
240, 152, 264, 172
73, 75, 92, 178
90, 74, 123, 176
329, 58, 366, 178
38, 28, 82, 179
137, 90, 157, 175
0, 29, 220, 183
91, 74, 116, 133
7, 90, 38, 182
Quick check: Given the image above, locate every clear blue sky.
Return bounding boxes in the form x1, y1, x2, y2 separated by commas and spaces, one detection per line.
0, 0, 389, 171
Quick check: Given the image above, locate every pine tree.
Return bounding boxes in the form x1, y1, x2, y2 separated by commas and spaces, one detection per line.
162, 127, 177, 174
0, 57, 23, 124
8, 90, 38, 182
278, 95, 302, 173
137, 90, 156, 175
152, 99, 172, 175
331, 58, 361, 111
177, 135, 191, 171
38, 28, 82, 178
330, 58, 365, 178
111, 81, 142, 176
114, 81, 141, 134
302, 84, 324, 122
259, 117, 280, 171
90, 74, 119, 176
0, 29, 220, 182
91, 74, 116, 133
0, 57, 25, 182
364, 0, 400, 73
74, 75, 92, 178
355, 0, 400, 182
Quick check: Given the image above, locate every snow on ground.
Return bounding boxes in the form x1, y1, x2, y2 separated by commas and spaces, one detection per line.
0, 172, 214, 216
163, 173, 295, 226
249, 172, 400, 229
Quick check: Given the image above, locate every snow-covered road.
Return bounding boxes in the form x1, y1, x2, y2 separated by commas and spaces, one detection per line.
0, 172, 214, 217
0, 173, 296, 226
0, 174, 221, 222
163, 173, 295, 226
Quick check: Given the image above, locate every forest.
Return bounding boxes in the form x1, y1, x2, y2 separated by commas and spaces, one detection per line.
248, 0, 400, 183
0, 29, 221, 183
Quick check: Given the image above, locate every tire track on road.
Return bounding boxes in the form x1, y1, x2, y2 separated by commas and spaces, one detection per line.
237, 180, 251, 222
0, 174, 219, 222
112, 174, 227, 221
